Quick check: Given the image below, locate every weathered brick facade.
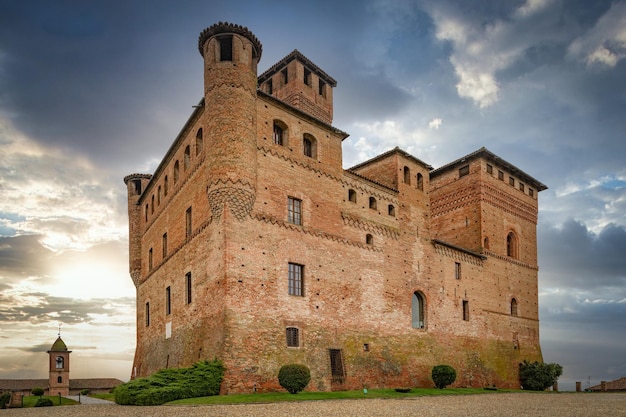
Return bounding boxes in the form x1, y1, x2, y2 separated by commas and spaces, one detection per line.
124, 22, 547, 393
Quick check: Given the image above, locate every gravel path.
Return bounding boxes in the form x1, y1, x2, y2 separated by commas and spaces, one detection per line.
4, 392, 626, 416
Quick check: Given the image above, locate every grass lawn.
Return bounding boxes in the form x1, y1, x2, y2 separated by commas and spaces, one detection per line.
21, 395, 78, 407
168, 387, 516, 405
90, 393, 116, 401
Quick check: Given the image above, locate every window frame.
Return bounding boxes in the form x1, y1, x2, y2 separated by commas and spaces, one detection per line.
288, 263, 304, 296
287, 197, 302, 226
286, 327, 300, 347
186, 272, 192, 305
165, 286, 171, 315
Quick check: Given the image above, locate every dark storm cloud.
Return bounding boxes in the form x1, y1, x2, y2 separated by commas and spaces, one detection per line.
539, 220, 626, 290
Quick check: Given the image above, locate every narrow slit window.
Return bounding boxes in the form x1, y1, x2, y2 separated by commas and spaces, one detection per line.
186, 207, 192, 238
463, 300, 469, 321
417, 173, 424, 191
455, 262, 461, 280
162, 233, 168, 258
304, 67, 311, 86
186, 272, 192, 304
403, 166, 411, 184
511, 298, 518, 316
218, 35, 233, 61
412, 292, 425, 328
145, 302, 150, 326
165, 286, 171, 315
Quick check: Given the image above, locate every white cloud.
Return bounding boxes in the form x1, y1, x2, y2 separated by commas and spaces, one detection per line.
514, 0, 553, 19
428, 117, 442, 130
568, 1, 626, 68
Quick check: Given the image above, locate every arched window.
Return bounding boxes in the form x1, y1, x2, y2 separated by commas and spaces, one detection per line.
366, 234, 373, 245
196, 128, 203, 155
417, 173, 424, 191
483, 237, 490, 250
369, 197, 377, 210
273, 121, 288, 146
303, 134, 317, 158
403, 166, 411, 184
348, 189, 357, 203
412, 292, 425, 328
388, 204, 395, 216
507, 232, 518, 258
157, 186, 161, 206
55, 356, 64, 369
174, 161, 180, 183
184, 145, 191, 170
511, 298, 518, 316
151, 195, 155, 214
164, 175, 168, 196
145, 204, 149, 222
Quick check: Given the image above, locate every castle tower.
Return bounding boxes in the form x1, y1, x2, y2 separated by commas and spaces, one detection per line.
198, 22, 263, 220
47, 335, 71, 396
123, 173, 152, 287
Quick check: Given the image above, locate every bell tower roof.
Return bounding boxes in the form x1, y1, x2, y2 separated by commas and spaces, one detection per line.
49, 336, 68, 352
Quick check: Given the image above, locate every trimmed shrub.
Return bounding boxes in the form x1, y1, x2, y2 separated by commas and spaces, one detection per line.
114, 359, 224, 405
80, 389, 90, 396
432, 364, 457, 389
31, 387, 45, 397
519, 360, 563, 391
34, 398, 54, 407
278, 364, 311, 394
0, 392, 11, 409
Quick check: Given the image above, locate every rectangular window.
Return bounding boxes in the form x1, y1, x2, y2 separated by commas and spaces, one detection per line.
304, 67, 311, 86
329, 349, 346, 383
486, 164, 493, 174
519, 183, 525, 192
529, 188, 534, 197
319, 80, 326, 97
186, 272, 192, 304
288, 263, 303, 296
509, 176, 515, 186
186, 207, 192, 238
165, 286, 171, 315
267, 78, 273, 95
57, 376, 62, 383
288, 197, 302, 225
286, 327, 299, 347
145, 302, 150, 326
148, 248, 153, 270
459, 165, 470, 177
281, 68, 288, 84
455, 262, 461, 280
162, 233, 168, 258
498, 170, 504, 180
463, 300, 469, 321
218, 35, 233, 61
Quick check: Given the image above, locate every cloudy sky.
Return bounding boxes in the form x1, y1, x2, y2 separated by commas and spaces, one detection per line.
1, 0, 625, 389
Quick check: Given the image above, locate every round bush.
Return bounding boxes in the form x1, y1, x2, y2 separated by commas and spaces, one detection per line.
31, 387, 45, 397
34, 398, 54, 407
278, 364, 311, 394
80, 389, 90, 396
432, 364, 457, 389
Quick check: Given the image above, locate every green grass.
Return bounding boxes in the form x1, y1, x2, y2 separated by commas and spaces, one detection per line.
167, 387, 517, 405
89, 393, 116, 401
21, 395, 78, 408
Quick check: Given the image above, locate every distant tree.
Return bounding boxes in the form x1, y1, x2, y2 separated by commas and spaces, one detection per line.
80, 389, 90, 396
519, 360, 563, 391
432, 364, 457, 389
31, 387, 45, 397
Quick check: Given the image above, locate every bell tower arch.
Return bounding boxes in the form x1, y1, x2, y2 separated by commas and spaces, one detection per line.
47, 333, 71, 396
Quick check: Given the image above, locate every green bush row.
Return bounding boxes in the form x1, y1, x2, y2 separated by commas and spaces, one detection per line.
114, 359, 224, 405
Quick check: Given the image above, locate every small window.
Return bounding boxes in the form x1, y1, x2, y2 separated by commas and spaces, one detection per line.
196, 128, 203, 155
388, 204, 395, 216
145, 302, 150, 326
288, 197, 302, 225
288, 263, 303, 296
164, 176, 168, 196
455, 262, 461, 280
162, 233, 168, 258
55, 356, 64, 369
487, 164, 493, 174
286, 327, 299, 347
151, 195, 154, 214
412, 292, 425, 328
267, 78, 273, 95
304, 67, 311, 86
174, 161, 180, 183
363, 343, 370, 352
507, 232, 518, 258
366, 234, 373, 245
319, 79, 326, 97
165, 286, 171, 315
145, 204, 148, 222
329, 349, 345, 383
509, 176, 515, 186
273, 123, 284, 146
148, 248, 153, 270
157, 186, 161, 206
459, 165, 470, 177
303, 134, 316, 158
186, 207, 192, 238
186, 272, 192, 304
498, 170, 504, 180
369, 197, 377, 210
483, 237, 490, 250
519, 183, 525, 192
529, 188, 534, 197
463, 300, 469, 321
511, 298, 518, 316
57, 376, 62, 383
417, 173, 424, 191
184, 145, 190, 170
132, 179, 142, 195
281, 68, 288, 85
348, 189, 357, 203
218, 35, 233, 61
403, 166, 411, 184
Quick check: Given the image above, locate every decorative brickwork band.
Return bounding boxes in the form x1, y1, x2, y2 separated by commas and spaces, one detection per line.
207, 179, 256, 221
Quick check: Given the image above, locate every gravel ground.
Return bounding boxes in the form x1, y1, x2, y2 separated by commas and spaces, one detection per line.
4, 392, 626, 417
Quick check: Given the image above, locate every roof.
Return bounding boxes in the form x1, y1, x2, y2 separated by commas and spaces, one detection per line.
588, 377, 626, 391
430, 147, 548, 191
49, 337, 68, 352
0, 378, 124, 391
198, 22, 262, 60
258, 49, 337, 86
348, 146, 434, 171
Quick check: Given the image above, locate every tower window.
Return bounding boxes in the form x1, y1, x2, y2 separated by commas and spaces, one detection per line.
519, 183, 525, 192
348, 189, 357, 203
388, 204, 395, 216
157, 186, 161, 206
509, 176, 515, 186
148, 248, 153, 270
55, 356, 64, 369
174, 160, 180, 183
303, 134, 316, 158
455, 262, 461, 280
319, 79, 326, 97
281, 68, 288, 85
369, 197, 377, 210
366, 234, 373, 245
403, 166, 411, 184
145, 302, 150, 326
186, 272, 192, 304
487, 164, 493, 174
162, 233, 168, 258
165, 286, 171, 315
164, 176, 168, 196
483, 237, 490, 250
186, 207, 192, 238
196, 128, 203, 155
304, 67, 311, 86
267, 78, 273, 95
459, 165, 470, 177
507, 232, 518, 258
58, 376, 62, 383
511, 298, 518, 316
273, 123, 284, 146
417, 173, 424, 191
288, 263, 303, 296
529, 188, 534, 197
218, 35, 233, 61
463, 300, 470, 321
498, 170, 504, 180
412, 292, 425, 328
286, 327, 299, 347
184, 145, 191, 170
287, 197, 302, 225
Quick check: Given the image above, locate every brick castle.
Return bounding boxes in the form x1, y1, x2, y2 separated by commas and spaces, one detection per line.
124, 22, 547, 393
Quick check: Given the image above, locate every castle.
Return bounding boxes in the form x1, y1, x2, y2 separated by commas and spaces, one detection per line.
124, 22, 546, 393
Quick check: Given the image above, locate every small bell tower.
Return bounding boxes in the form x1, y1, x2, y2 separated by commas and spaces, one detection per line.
47, 329, 71, 396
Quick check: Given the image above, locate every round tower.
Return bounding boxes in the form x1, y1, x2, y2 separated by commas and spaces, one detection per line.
47, 335, 71, 396
198, 22, 262, 220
